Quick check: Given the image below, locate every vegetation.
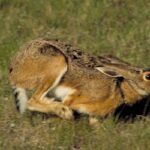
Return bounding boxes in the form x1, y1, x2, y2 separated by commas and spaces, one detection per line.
0, 0, 150, 149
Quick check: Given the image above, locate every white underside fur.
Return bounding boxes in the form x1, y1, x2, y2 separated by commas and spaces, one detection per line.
53, 85, 76, 102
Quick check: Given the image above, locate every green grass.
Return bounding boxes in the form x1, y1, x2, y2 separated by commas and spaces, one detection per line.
0, 0, 150, 149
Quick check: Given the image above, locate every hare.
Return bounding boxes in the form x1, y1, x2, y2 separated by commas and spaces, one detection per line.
9, 38, 150, 121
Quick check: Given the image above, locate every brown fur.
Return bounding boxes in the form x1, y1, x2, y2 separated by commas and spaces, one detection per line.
9, 39, 150, 120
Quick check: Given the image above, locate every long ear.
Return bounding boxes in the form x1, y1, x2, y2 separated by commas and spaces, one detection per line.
95, 67, 123, 78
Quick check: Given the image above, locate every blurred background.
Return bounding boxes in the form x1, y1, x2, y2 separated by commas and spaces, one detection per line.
0, 0, 150, 150
0, 0, 150, 76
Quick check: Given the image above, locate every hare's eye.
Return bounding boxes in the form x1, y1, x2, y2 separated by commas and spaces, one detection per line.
145, 74, 150, 80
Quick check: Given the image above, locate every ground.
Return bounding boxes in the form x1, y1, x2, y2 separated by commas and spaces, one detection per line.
0, 0, 150, 149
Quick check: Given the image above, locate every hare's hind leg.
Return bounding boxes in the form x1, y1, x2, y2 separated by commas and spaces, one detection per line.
27, 80, 74, 120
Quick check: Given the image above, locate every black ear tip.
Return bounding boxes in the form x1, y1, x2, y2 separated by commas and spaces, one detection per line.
117, 76, 124, 82
9, 67, 13, 73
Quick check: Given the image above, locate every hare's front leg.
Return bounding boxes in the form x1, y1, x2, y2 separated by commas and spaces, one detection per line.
64, 95, 121, 122
27, 83, 74, 120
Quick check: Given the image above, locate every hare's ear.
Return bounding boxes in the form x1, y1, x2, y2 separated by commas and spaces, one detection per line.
95, 67, 123, 78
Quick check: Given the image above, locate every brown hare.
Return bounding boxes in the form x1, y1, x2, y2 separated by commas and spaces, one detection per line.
9, 38, 150, 121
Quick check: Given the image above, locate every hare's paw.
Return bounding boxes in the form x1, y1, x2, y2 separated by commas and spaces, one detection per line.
27, 100, 74, 120
56, 105, 74, 120
26, 100, 37, 111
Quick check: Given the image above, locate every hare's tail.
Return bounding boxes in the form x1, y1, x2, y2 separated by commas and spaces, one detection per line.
13, 86, 28, 114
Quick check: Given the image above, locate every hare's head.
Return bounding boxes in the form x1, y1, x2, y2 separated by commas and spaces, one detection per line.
96, 64, 150, 97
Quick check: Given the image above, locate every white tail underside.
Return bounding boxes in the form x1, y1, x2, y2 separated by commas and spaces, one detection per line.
13, 87, 28, 113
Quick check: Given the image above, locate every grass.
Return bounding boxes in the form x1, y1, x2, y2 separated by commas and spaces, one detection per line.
0, 0, 150, 149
